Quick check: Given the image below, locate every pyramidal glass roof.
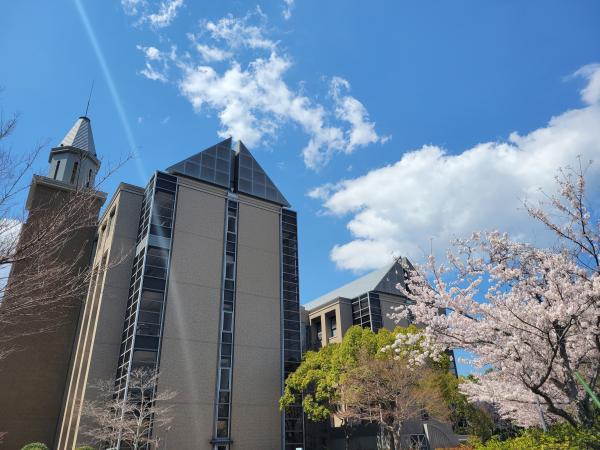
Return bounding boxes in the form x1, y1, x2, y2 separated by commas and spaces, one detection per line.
166, 138, 290, 207
59, 116, 96, 155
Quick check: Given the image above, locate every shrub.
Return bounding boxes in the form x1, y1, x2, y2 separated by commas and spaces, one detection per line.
467, 423, 600, 450
20, 444, 49, 450
75, 446, 96, 450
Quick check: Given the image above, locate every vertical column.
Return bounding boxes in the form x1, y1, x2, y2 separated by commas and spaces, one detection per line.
281, 209, 305, 450
212, 198, 239, 450
113, 172, 178, 449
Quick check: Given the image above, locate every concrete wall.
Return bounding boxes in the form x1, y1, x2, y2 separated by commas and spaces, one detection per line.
56, 184, 143, 449
154, 180, 227, 450
230, 194, 282, 450
0, 177, 104, 450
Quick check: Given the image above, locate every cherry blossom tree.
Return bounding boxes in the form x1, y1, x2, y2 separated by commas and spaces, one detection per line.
389, 161, 600, 428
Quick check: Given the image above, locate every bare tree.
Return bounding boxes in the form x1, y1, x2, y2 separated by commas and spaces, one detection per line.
341, 352, 448, 450
0, 105, 129, 360
81, 368, 176, 450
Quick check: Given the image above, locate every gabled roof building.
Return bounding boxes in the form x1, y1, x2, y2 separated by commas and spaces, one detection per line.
53, 137, 303, 450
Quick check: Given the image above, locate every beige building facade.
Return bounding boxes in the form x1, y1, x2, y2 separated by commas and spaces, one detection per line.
56, 138, 304, 450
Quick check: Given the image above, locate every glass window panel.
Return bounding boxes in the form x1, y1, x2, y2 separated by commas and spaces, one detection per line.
223, 312, 233, 332
202, 153, 216, 168
144, 266, 166, 279
216, 158, 229, 172
225, 263, 234, 280
218, 403, 229, 418
216, 419, 228, 438
200, 165, 215, 180
136, 323, 160, 336
133, 350, 156, 363
221, 331, 232, 343
154, 191, 175, 209
220, 355, 231, 368
238, 179, 251, 191
218, 391, 230, 404
139, 311, 160, 324
134, 335, 159, 350
220, 368, 230, 389
221, 343, 232, 357
215, 171, 229, 186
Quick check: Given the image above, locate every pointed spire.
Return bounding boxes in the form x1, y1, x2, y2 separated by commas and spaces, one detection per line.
59, 116, 96, 155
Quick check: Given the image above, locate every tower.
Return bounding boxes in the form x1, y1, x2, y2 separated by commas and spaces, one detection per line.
47, 116, 100, 188
0, 116, 105, 450
58, 139, 304, 450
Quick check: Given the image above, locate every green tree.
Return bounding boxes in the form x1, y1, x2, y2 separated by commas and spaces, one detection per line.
280, 325, 430, 450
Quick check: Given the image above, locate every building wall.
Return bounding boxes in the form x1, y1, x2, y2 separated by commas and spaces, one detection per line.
154, 180, 227, 450
56, 184, 144, 450
378, 292, 410, 330
229, 194, 282, 450
0, 178, 103, 450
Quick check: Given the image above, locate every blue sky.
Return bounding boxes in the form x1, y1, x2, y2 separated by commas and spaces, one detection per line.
2, 1, 600, 373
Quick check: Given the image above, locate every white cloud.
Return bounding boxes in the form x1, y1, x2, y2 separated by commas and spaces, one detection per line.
310, 64, 600, 272
121, 0, 183, 29
147, 0, 184, 28
136, 45, 174, 82
194, 43, 233, 62
138, 10, 385, 169
282, 0, 295, 20
575, 63, 600, 105
121, 0, 146, 16
203, 11, 276, 51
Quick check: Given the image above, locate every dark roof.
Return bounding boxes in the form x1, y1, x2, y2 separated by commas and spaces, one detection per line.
166, 139, 290, 207
59, 116, 96, 155
303, 259, 410, 311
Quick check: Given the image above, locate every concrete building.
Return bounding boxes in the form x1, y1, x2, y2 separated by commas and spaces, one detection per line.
0, 117, 105, 449
56, 138, 304, 450
302, 260, 462, 450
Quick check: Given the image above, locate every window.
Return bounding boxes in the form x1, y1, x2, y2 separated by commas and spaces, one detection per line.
69, 161, 79, 184
86, 168, 93, 187
329, 316, 337, 338
53, 160, 61, 179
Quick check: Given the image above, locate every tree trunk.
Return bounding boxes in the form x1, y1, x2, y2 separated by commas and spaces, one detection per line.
377, 426, 395, 450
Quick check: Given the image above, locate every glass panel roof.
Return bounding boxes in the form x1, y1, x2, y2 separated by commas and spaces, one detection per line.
165, 138, 290, 207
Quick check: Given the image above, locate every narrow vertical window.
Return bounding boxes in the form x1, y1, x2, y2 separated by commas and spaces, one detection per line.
69, 161, 79, 184
53, 160, 61, 179
86, 168, 93, 187
329, 316, 337, 338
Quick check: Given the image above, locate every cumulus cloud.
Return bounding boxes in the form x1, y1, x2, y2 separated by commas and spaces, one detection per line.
137, 10, 385, 168
310, 64, 600, 272
282, 0, 295, 20
121, 0, 184, 28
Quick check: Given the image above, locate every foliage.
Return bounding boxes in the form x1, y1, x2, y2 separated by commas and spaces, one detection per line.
390, 163, 600, 427
20, 444, 49, 450
466, 423, 600, 450
75, 446, 96, 450
438, 372, 496, 442
341, 352, 449, 449
280, 325, 413, 422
